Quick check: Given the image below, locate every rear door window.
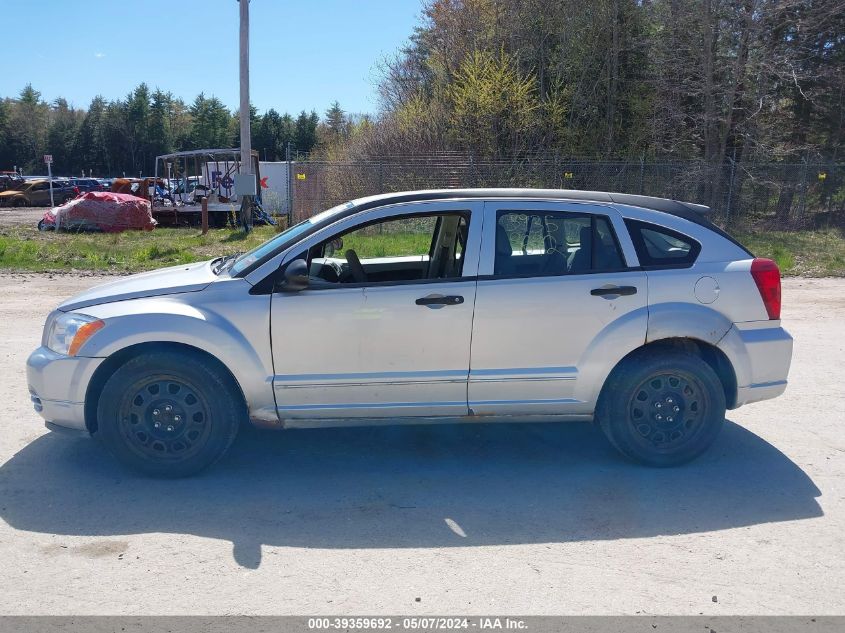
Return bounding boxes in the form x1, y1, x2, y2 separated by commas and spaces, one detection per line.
494, 211, 626, 277
625, 220, 701, 268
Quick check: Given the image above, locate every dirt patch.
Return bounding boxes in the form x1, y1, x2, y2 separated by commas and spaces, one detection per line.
41, 540, 129, 559
0, 206, 50, 228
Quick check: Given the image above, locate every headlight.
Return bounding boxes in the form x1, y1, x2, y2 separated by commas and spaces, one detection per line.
45, 312, 105, 356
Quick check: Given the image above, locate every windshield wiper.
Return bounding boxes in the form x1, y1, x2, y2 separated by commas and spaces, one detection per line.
212, 253, 242, 275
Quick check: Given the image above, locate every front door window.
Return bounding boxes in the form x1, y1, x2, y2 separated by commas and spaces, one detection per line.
303, 213, 468, 285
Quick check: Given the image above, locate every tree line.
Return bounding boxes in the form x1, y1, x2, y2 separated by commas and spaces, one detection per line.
0, 84, 323, 176
2, 0, 842, 181
322, 0, 843, 168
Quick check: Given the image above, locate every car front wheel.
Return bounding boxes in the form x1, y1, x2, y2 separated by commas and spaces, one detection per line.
96, 350, 243, 477
596, 349, 726, 466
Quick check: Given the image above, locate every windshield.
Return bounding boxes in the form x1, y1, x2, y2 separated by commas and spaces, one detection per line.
229, 201, 355, 276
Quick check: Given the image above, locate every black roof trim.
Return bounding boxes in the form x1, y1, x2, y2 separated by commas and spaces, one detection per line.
347, 189, 720, 225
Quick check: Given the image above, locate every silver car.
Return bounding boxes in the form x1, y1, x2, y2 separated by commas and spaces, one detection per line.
27, 189, 792, 476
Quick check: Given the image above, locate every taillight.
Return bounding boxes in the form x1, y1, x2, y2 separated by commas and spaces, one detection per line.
750, 258, 781, 320
73, 186, 80, 194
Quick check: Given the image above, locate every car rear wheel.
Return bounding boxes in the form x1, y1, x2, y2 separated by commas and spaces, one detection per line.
13, 198, 27, 207
596, 350, 725, 466
96, 350, 243, 477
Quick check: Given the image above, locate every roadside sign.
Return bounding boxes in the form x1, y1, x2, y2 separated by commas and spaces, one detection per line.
44, 154, 53, 164
296, 173, 306, 180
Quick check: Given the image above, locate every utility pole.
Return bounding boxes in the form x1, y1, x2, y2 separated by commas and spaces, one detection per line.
286, 141, 293, 228
238, 0, 254, 231
44, 155, 54, 207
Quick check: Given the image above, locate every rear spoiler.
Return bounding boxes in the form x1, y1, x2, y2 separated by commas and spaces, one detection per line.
609, 192, 749, 254
682, 201, 712, 216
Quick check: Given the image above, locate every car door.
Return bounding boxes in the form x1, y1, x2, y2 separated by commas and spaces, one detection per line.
269, 200, 483, 422
29, 182, 51, 205
468, 200, 648, 417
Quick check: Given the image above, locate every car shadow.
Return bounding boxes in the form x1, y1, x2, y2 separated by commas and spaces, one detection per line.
0, 420, 822, 569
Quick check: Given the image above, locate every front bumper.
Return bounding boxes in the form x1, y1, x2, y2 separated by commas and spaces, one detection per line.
717, 321, 793, 408
26, 346, 104, 432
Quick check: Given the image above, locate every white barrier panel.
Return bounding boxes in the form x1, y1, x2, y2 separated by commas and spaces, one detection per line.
257, 161, 292, 215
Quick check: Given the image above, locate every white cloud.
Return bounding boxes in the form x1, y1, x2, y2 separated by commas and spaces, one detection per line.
94, 52, 106, 59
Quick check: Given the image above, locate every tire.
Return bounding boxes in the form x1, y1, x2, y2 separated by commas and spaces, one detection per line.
13, 198, 28, 207
96, 350, 243, 477
596, 349, 726, 467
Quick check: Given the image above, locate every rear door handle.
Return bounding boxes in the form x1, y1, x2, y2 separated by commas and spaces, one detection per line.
415, 294, 464, 306
590, 285, 638, 297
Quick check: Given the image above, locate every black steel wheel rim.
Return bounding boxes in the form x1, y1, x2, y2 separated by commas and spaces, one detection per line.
627, 370, 707, 451
117, 375, 212, 462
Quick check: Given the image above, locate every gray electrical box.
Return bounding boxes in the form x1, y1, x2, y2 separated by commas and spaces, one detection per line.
234, 173, 257, 196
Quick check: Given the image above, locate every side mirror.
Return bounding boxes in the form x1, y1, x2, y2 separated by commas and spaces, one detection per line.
280, 258, 309, 292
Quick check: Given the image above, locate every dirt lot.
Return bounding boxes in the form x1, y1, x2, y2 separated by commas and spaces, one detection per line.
0, 273, 843, 615
0, 206, 49, 228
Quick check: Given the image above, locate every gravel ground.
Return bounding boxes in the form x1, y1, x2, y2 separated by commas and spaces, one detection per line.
0, 206, 50, 228
0, 273, 843, 615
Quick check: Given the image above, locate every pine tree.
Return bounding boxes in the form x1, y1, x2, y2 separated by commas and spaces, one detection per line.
74, 96, 109, 176
324, 101, 348, 139
148, 89, 174, 164
189, 93, 234, 149
294, 110, 319, 154
46, 98, 82, 175
10, 85, 48, 172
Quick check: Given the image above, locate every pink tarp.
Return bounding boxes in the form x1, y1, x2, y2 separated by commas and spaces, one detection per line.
40, 191, 156, 232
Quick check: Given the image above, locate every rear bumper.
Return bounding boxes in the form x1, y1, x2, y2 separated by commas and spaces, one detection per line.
718, 321, 793, 408
734, 380, 788, 407
26, 346, 103, 432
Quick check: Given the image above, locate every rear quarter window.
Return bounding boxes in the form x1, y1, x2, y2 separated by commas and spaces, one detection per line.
625, 219, 701, 268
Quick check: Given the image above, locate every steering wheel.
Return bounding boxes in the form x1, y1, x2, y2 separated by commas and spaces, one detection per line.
345, 249, 368, 282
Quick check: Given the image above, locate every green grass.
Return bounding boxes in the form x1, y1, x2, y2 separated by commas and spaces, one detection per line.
341, 231, 431, 259
1, 225, 843, 276
0, 226, 434, 273
0, 226, 278, 272
735, 228, 845, 277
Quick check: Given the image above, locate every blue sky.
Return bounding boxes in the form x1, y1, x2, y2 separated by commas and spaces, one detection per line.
1, 0, 422, 116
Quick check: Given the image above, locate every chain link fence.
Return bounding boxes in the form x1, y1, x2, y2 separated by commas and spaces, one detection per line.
288, 155, 844, 231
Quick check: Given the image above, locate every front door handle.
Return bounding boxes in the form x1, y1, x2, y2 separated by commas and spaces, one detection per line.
590, 285, 638, 297
415, 294, 464, 306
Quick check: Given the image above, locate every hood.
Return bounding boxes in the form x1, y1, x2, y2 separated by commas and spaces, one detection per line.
59, 260, 218, 312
